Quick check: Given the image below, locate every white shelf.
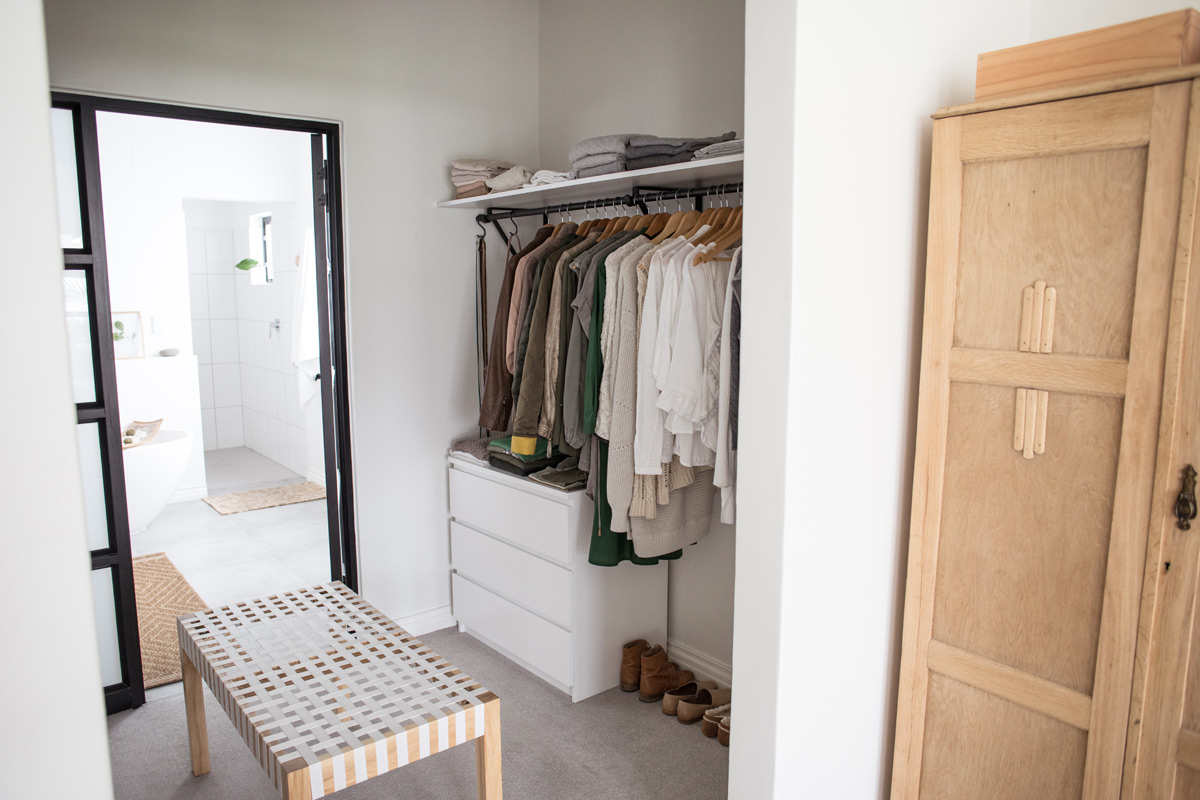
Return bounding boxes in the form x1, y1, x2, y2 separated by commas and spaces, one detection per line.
437, 154, 743, 211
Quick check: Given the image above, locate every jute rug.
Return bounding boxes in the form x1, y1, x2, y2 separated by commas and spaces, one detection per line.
132, 553, 209, 688
203, 481, 326, 515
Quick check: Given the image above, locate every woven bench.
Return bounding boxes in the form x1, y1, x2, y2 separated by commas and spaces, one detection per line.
177, 582, 502, 799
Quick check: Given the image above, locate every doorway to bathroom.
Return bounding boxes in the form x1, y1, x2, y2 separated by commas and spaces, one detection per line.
52, 93, 355, 713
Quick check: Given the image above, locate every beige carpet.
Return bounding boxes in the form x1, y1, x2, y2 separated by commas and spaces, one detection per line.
203, 481, 326, 514
132, 553, 209, 688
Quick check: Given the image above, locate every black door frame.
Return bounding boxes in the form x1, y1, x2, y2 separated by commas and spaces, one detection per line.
54, 93, 358, 711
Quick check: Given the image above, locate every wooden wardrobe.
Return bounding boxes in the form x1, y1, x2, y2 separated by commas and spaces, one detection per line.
891, 68, 1200, 799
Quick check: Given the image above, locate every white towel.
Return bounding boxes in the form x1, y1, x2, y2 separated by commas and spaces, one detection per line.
292, 228, 322, 408
524, 169, 577, 187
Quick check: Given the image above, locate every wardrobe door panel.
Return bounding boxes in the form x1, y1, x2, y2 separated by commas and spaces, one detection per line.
933, 383, 1122, 694
1126, 78, 1200, 800
919, 674, 1087, 800
891, 80, 1192, 800
954, 149, 1146, 360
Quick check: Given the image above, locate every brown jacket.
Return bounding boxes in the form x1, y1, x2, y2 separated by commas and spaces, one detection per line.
478, 226, 553, 431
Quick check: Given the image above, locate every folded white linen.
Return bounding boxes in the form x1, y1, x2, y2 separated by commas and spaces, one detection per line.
451, 158, 514, 173
525, 169, 578, 187
485, 165, 535, 192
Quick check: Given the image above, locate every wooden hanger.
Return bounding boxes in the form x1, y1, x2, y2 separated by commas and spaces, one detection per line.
693, 205, 734, 249
644, 212, 669, 237
694, 207, 743, 265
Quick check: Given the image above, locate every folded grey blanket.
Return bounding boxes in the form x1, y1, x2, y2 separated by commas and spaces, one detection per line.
692, 139, 745, 159
571, 152, 627, 170
577, 162, 627, 179
568, 134, 642, 165
628, 131, 736, 149
626, 153, 693, 171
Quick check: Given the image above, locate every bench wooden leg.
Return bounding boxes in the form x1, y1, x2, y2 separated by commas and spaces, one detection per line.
474, 698, 502, 800
180, 647, 210, 776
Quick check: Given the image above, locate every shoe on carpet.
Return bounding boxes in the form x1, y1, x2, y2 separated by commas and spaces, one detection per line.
621, 639, 649, 692
677, 687, 732, 724
718, 714, 731, 747
662, 680, 717, 716
701, 703, 731, 738
638, 644, 694, 703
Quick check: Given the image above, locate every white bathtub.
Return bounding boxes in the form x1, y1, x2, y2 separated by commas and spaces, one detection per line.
123, 429, 192, 534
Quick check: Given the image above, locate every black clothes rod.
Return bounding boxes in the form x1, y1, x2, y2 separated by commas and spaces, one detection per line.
475, 181, 744, 226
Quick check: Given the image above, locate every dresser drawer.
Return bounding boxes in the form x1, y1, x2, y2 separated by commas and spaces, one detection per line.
452, 573, 572, 686
448, 467, 571, 563
451, 522, 573, 627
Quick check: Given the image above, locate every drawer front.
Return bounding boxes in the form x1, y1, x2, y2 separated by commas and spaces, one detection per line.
452, 573, 572, 686
448, 468, 571, 563
451, 522, 573, 628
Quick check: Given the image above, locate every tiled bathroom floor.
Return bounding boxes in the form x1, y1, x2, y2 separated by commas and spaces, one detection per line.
132, 447, 329, 610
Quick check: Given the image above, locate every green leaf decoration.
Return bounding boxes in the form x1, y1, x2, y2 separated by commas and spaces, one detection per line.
114, 321, 125, 331
235, 258, 259, 271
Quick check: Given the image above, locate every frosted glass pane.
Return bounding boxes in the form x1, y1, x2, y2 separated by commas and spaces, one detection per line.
64, 270, 97, 404
91, 568, 122, 687
51, 108, 85, 249
77, 423, 110, 551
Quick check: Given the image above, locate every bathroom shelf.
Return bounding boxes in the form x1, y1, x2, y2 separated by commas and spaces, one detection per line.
436, 154, 743, 211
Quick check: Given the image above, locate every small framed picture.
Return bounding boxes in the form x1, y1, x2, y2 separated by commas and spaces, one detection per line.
111, 311, 143, 359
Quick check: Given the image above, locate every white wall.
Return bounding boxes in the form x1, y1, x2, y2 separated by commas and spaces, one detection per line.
537, 0, 745, 171
732, 1, 1031, 798
43, 0, 543, 623
1031, 0, 1188, 39
535, 0, 746, 677
0, 1, 114, 796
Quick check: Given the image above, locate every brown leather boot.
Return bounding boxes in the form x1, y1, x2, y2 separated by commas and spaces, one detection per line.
639, 644, 694, 703
620, 639, 649, 692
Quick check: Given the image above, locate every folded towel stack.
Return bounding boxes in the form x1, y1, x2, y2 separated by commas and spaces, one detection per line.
486, 165, 535, 193
692, 138, 744, 160
450, 158, 515, 198
567, 131, 738, 177
524, 168, 578, 188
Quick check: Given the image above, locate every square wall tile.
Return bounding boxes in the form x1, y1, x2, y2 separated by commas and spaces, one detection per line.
210, 320, 239, 364
197, 364, 214, 409
240, 364, 258, 410
207, 275, 237, 320
188, 274, 209, 321
212, 363, 241, 408
192, 320, 212, 365
204, 228, 233, 275
215, 407, 244, 449
186, 228, 207, 275
201, 408, 217, 451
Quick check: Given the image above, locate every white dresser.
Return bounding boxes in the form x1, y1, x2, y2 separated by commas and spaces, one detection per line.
447, 455, 668, 702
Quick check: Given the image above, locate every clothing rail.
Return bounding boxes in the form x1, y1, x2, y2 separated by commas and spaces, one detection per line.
477, 181, 743, 253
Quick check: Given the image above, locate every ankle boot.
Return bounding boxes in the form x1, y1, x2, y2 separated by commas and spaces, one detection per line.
639, 644, 694, 703
620, 639, 649, 692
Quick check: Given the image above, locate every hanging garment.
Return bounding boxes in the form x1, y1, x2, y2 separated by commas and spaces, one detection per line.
479, 225, 552, 431
512, 230, 581, 434
596, 237, 653, 438
540, 230, 602, 438
512, 227, 579, 418
631, 468, 715, 558
714, 247, 742, 523
506, 227, 573, 373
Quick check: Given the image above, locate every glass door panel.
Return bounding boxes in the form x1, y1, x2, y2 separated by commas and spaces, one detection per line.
50, 107, 86, 250
63, 269, 98, 404
90, 568, 123, 686
77, 423, 111, 552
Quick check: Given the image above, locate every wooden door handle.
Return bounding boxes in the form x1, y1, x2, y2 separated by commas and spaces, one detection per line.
1176, 464, 1197, 531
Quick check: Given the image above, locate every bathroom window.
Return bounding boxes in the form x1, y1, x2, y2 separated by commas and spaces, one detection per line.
248, 212, 273, 285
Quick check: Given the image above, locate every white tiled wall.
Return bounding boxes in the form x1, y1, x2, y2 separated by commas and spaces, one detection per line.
187, 226, 243, 451
236, 212, 310, 477
186, 209, 312, 477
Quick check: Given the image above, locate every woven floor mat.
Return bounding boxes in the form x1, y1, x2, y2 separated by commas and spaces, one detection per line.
133, 553, 209, 688
203, 481, 326, 515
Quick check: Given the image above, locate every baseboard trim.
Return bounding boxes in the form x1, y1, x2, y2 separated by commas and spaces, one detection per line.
667, 637, 733, 688
307, 468, 326, 487
170, 485, 208, 503
397, 604, 456, 636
